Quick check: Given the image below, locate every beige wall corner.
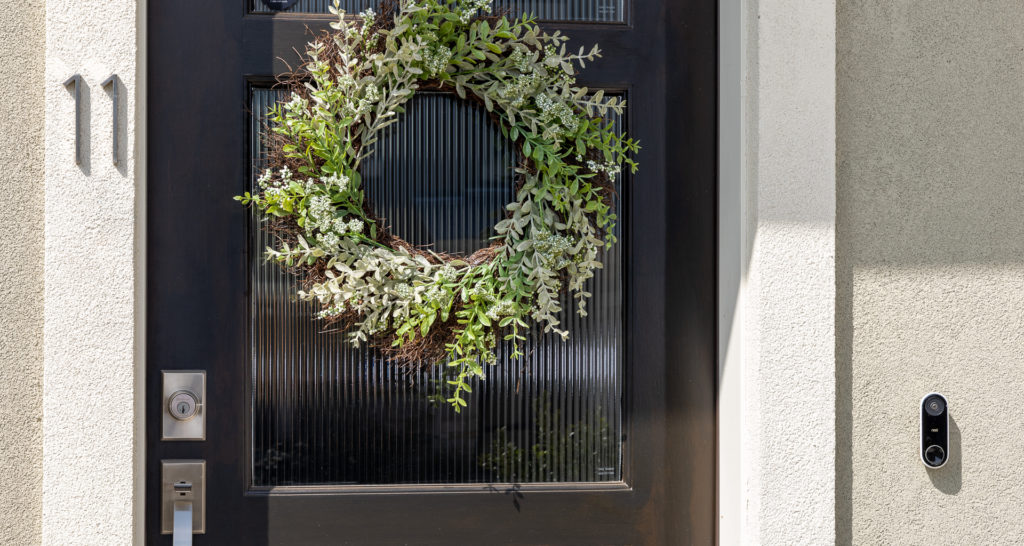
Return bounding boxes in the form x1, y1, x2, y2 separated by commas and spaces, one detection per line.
0, 1, 46, 544
838, 2, 1024, 543
731, 0, 838, 543
42, 0, 141, 544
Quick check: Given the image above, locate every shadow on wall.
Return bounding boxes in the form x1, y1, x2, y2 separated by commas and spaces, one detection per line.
835, 2, 1024, 543
835, 253, 853, 546
929, 416, 961, 495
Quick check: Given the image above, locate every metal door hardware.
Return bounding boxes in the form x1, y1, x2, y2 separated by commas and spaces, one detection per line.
162, 371, 205, 440
62, 74, 82, 165
168, 390, 199, 421
162, 459, 205, 541
101, 74, 120, 166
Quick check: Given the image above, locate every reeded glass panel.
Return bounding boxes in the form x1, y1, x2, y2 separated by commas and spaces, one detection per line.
250, 87, 624, 486
250, 0, 626, 23
361, 94, 514, 255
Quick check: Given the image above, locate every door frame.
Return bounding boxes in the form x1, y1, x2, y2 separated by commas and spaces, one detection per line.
142, 1, 712, 540
145, 1, 717, 543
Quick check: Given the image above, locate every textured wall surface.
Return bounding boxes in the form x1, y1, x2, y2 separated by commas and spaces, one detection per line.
739, 0, 837, 544
837, 2, 1024, 543
43, 0, 142, 544
0, 1, 46, 544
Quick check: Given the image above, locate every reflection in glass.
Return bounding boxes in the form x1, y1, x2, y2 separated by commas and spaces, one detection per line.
250, 88, 624, 485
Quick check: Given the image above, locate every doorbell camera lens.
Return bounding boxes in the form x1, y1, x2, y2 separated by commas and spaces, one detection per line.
924, 396, 945, 416
924, 445, 946, 467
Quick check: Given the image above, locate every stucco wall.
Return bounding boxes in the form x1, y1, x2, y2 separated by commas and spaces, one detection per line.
42, 0, 142, 544
837, 2, 1024, 543
730, 0, 838, 543
0, 1, 46, 544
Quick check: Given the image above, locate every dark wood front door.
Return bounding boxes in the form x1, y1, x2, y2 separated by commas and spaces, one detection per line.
146, 1, 716, 543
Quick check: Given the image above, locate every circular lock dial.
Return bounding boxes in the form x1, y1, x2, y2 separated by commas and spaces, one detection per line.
168, 390, 199, 421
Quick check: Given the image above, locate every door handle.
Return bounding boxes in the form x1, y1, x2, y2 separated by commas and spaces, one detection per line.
172, 482, 194, 546
162, 460, 205, 538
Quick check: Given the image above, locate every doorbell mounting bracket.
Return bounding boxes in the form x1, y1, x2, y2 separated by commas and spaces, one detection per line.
920, 392, 948, 469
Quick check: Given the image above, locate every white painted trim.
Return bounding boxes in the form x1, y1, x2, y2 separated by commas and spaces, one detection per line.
717, 0, 746, 543
718, 0, 837, 543
133, 1, 148, 544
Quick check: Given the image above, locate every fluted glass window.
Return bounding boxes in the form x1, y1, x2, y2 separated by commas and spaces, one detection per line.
250, 87, 625, 485
250, 0, 626, 24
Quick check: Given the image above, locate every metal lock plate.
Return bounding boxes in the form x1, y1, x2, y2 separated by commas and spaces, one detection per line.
161, 459, 205, 534
162, 371, 205, 440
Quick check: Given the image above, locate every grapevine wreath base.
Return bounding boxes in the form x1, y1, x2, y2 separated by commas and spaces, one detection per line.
237, 0, 639, 410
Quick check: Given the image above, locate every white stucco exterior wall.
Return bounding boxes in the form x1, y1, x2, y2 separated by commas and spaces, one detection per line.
838, 2, 1024, 543
23, 0, 1024, 543
0, 1, 46, 543
42, 0, 143, 544
722, 0, 837, 543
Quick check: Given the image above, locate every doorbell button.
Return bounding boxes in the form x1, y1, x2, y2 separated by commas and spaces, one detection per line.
924, 445, 946, 467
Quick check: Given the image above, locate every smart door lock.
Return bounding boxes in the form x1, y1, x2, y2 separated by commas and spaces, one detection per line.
921, 393, 948, 468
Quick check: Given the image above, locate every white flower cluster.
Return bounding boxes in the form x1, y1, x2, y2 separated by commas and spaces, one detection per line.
364, 85, 380, 102
499, 71, 540, 108
423, 45, 453, 76
455, 0, 491, 23
485, 299, 516, 321
309, 195, 333, 229
466, 283, 488, 299
360, 8, 376, 28
423, 284, 444, 304
393, 283, 414, 299
257, 168, 274, 188
586, 159, 622, 176
316, 302, 348, 319
320, 171, 350, 191
482, 341, 497, 364
304, 185, 365, 246
285, 92, 308, 113
533, 230, 574, 269
536, 94, 579, 135
337, 69, 356, 89
507, 48, 532, 73
435, 264, 458, 284
325, 216, 364, 236
258, 166, 302, 191
349, 85, 381, 116
320, 232, 341, 250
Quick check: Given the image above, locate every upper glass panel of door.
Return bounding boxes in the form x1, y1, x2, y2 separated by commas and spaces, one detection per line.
250, 0, 627, 24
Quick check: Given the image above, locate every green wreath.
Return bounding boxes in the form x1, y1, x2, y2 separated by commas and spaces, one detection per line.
237, 0, 639, 411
